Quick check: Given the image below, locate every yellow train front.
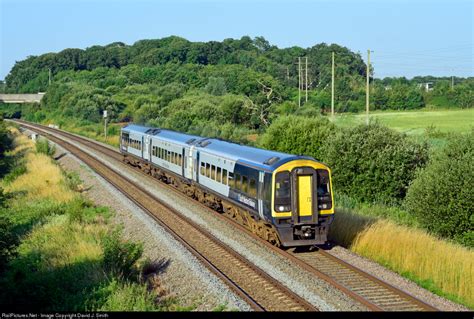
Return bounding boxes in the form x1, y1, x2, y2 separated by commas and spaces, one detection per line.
269, 158, 334, 247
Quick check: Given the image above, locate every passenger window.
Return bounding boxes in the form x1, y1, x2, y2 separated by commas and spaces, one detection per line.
222, 169, 228, 185
206, 163, 210, 178
249, 178, 257, 197
200, 162, 205, 176
228, 171, 234, 187
216, 167, 222, 183
242, 175, 248, 193
211, 165, 216, 180
235, 173, 241, 190
173, 152, 177, 164
179, 154, 182, 166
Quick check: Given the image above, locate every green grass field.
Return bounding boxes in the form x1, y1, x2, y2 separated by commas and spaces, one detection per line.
330, 108, 474, 134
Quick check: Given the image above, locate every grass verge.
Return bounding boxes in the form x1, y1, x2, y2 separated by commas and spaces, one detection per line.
0, 127, 180, 311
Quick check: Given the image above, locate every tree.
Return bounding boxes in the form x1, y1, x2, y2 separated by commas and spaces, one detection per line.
205, 77, 227, 96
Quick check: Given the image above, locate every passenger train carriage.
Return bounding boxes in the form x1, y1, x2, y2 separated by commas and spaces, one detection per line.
120, 124, 334, 247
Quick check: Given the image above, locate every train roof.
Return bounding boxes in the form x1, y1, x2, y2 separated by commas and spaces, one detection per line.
121, 124, 315, 171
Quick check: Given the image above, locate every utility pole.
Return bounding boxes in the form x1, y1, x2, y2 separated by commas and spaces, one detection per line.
298, 57, 301, 107
366, 49, 371, 125
451, 75, 454, 90
48, 68, 51, 85
305, 57, 308, 102
331, 52, 335, 118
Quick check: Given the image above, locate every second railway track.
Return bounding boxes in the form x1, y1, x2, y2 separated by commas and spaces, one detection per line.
16, 120, 438, 312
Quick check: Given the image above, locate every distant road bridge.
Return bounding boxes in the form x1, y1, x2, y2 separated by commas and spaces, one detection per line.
0, 93, 45, 103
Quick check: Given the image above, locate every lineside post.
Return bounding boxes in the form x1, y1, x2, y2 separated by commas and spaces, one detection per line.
103, 110, 108, 141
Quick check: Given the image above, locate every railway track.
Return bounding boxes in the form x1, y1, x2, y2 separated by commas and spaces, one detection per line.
16, 120, 316, 312
15, 120, 438, 312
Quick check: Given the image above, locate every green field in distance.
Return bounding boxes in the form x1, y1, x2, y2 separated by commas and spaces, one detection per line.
330, 108, 474, 134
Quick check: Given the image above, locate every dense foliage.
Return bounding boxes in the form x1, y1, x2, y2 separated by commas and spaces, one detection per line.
324, 123, 429, 204
258, 115, 335, 161
0, 120, 13, 176
405, 131, 474, 246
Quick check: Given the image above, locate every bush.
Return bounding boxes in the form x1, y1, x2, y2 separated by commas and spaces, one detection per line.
102, 230, 143, 278
258, 115, 336, 161
325, 122, 428, 203
405, 131, 474, 246
35, 138, 55, 156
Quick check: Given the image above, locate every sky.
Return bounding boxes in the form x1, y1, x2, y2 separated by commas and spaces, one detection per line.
0, 0, 473, 80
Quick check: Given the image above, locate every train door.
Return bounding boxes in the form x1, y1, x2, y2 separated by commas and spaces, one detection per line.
292, 167, 318, 224
258, 171, 265, 220
186, 145, 196, 181
143, 135, 151, 161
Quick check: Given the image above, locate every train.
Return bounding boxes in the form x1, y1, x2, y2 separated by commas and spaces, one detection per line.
120, 124, 334, 247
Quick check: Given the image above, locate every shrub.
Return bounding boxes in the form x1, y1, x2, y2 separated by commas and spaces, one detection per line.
325, 122, 429, 203
35, 138, 55, 156
258, 115, 336, 161
102, 230, 143, 278
405, 131, 474, 246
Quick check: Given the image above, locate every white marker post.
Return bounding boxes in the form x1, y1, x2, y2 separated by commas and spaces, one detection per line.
103, 110, 108, 141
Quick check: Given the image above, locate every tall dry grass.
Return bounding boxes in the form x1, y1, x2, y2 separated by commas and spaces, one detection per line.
3, 130, 77, 203
352, 220, 473, 308
330, 209, 474, 308
8, 127, 34, 156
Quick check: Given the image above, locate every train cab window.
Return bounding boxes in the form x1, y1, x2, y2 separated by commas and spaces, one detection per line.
206, 163, 211, 178
249, 178, 257, 198
200, 162, 205, 175
222, 169, 228, 185
317, 169, 332, 210
216, 167, 222, 183
235, 173, 241, 190
211, 165, 216, 180
242, 175, 248, 193
122, 132, 129, 146
275, 171, 291, 212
